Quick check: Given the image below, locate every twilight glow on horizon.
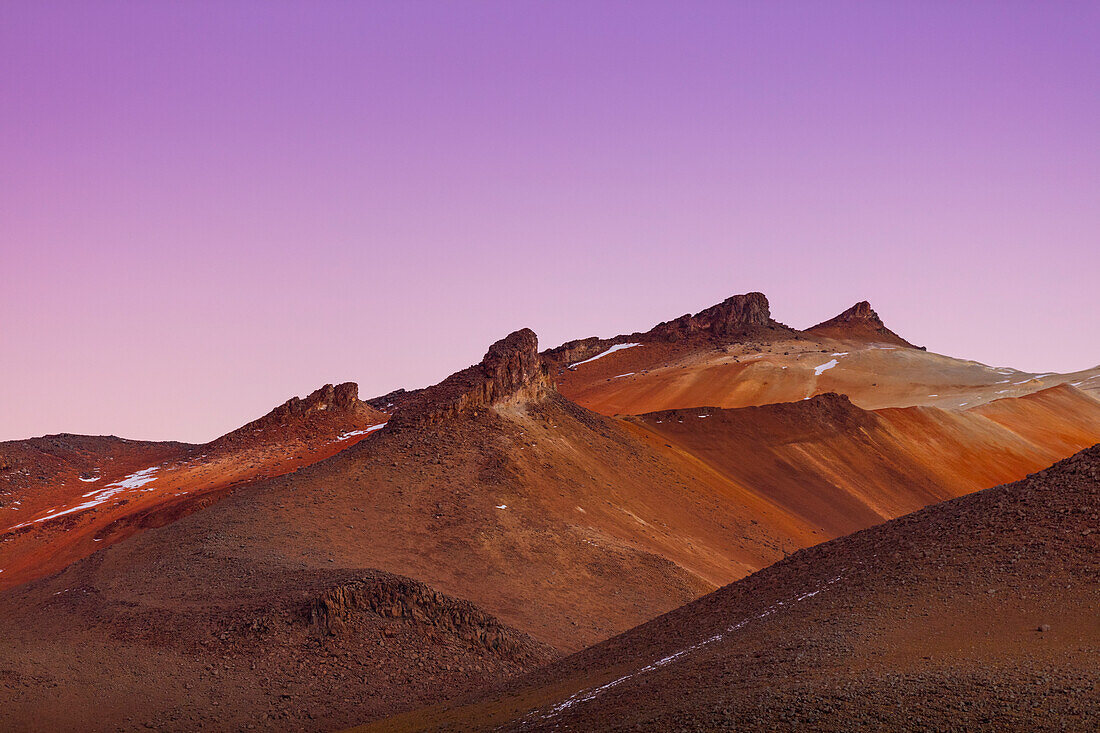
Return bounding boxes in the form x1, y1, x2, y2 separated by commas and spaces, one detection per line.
2, 1, 1098, 443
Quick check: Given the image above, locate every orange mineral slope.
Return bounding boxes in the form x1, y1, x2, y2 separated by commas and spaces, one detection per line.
626, 384, 1100, 542
0, 382, 387, 591
551, 293, 1100, 416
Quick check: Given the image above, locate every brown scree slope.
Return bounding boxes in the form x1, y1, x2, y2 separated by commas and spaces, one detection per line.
367, 443, 1100, 732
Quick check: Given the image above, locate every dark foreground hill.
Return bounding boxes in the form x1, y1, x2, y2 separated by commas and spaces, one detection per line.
371, 444, 1100, 732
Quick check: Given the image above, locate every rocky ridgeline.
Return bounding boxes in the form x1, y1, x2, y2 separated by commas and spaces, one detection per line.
262, 382, 360, 421
387, 328, 551, 430
364, 387, 421, 414
227, 382, 367, 439
648, 291, 775, 341
544, 292, 786, 367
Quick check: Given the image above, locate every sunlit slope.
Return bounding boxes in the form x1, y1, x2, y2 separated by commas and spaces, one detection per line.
629, 385, 1100, 541
0, 383, 387, 590
556, 334, 1100, 416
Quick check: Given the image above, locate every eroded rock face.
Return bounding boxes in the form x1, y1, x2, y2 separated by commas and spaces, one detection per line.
364, 388, 421, 414
271, 382, 361, 420
818, 301, 882, 327
389, 328, 551, 429
481, 328, 547, 403
649, 292, 774, 341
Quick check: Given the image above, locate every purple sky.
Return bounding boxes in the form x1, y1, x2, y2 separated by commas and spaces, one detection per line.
3, 1, 1098, 443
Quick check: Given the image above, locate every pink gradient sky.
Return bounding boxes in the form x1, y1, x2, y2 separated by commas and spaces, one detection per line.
3, 2, 1098, 443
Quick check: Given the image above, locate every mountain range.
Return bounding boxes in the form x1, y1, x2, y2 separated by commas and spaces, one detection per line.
2, 292, 1098, 731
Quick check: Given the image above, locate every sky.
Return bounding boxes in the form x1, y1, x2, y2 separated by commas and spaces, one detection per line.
2, 1, 1098, 443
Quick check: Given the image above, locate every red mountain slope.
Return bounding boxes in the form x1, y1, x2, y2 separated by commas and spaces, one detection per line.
0, 383, 387, 590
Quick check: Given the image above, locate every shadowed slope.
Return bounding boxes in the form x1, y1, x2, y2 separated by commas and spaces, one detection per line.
373, 444, 1100, 732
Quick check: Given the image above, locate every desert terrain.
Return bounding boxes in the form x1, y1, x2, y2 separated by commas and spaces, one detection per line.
1, 293, 1097, 731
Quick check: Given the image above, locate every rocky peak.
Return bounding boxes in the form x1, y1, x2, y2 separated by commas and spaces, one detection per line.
388, 328, 550, 429
827, 301, 882, 326
807, 301, 920, 349
649, 292, 775, 341
277, 382, 360, 417
480, 328, 546, 400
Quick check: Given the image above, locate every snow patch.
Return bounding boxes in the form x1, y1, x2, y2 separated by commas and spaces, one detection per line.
336, 423, 387, 441
569, 343, 641, 369
612, 373, 635, 379
496, 504, 507, 510
78, 475, 100, 483
814, 359, 839, 376
105, 467, 160, 491
5, 466, 164, 531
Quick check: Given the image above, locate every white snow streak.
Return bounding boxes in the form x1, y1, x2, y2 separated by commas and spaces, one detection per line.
336, 423, 387, 441
569, 343, 641, 369
814, 359, 839, 376
5, 466, 163, 532
531, 575, 844, 722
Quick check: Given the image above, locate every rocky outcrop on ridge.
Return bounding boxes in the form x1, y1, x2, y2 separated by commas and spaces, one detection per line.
387, 328, 551, 429
648, 291, 777, 341
309, 572, 556, 664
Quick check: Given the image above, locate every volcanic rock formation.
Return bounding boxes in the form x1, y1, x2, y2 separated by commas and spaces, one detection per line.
807, 300, 919, 348
648, 291, 778, 341
252, 382, 362, 424
388, 328, 550, 429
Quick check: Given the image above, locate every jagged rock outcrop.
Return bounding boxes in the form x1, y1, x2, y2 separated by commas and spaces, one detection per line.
272, 382, 361, 417
388, 328, 551, 429
807, 301, 920, 349
309, 573, 555, 663
648, 292, 779, 342
225, 382, 378, 440
542, 336, 605, 367
364, 387, 422, 414
541, 292, 793, 368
